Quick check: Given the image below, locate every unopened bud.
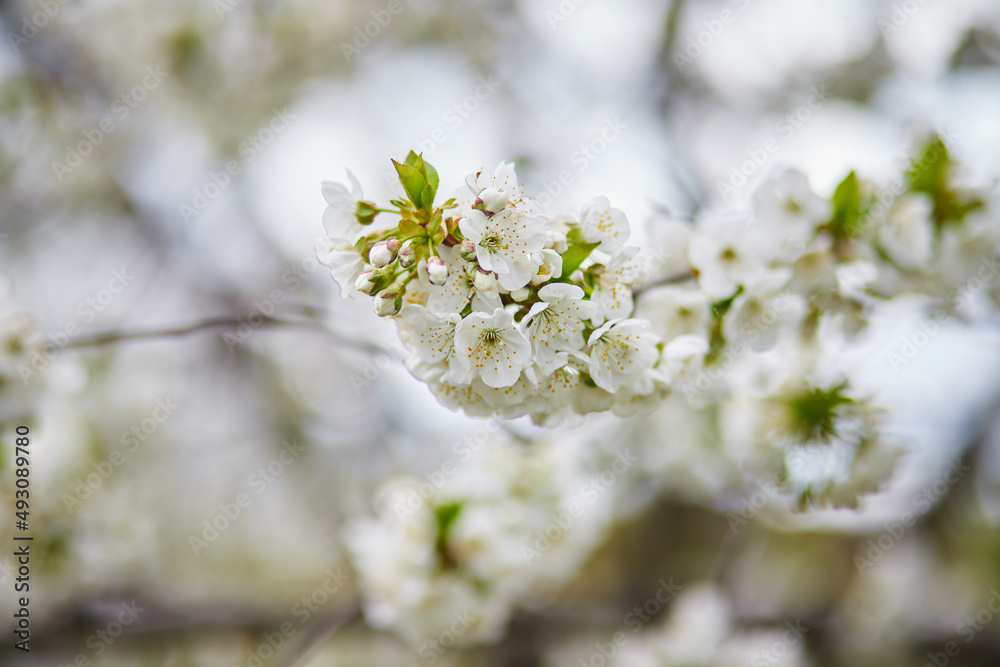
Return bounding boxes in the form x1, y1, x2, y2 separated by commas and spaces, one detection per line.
355, 271, 377, 295
427, 256, 449, 286
374, 284, 404, 317
370, 238, 400, 267
510, 287, 531, 302
398, 242, 416, 268
474, 267, 498, 292
474, 187, 509, 216
460, 239, 478, 262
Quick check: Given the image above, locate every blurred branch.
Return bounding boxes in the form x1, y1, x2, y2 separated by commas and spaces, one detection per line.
281, 600, 363, 667
46, 313, 392, 357
632, 270, 696, 299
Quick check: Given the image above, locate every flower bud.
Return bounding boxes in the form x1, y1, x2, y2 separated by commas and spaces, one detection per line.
474, 267, 498, 292
546, 229, 568, 254
510, 286, 531, 302
398, 242, 416, 268
355, 271, 377, 295
427, 256, 449, 286
355, 200, 378, 225
370, 238, 400, 268
374, 284, 404, 317
460, 239, 478, 262
473, 187, 509, 216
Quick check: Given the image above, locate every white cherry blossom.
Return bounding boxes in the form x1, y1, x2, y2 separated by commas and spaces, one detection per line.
453, 309, 531, 388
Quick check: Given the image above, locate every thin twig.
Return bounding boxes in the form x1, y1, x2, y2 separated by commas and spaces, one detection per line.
45, 314, 391, 357
632, 270, 696, 299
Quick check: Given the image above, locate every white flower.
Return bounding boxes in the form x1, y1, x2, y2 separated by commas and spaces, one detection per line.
878, 193, 933, 270
315, 237, 365, 298
530, 249, 563, 286
661, 335, 709, 385
722, 268, 799, 352
592, 246, 643, 321
545, 229, 568, 254
400, 305, 461, 365
453, 309, 531, 388
426, 247, 502, 315
751, 170, 826, 261
467, 162, 543, 214
633, 285, 710, 341
522, 283, 591, 374
321, 170, 365, 242
580, 196, 630, 252
475, 187, 509, 215
460, 209, 547, 291
587, 319, 660, 392
689, 214, 771, 300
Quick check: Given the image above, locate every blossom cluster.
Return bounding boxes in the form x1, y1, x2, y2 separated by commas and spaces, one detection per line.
345, 435, 614, 648
316, 153, 665, 424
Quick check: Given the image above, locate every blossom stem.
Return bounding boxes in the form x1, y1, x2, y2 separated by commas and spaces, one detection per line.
631, 270, 696, 298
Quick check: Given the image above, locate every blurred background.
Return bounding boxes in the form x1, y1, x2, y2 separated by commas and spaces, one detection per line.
2, 0, 1000, 664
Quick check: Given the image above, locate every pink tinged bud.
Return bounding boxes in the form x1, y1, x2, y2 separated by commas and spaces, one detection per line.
355, 271, 377, 295
474, 267, 498, 292
474, 187, 509, 216
510, 287, 530, 302
460, 239, 478, 262
427, 256, 449, 286
370, 238, 399, 268
398, 243, 416, 268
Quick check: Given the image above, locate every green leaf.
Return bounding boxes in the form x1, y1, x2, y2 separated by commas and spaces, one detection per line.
355, 236, 367, 260
829, 171, 861, 239
392, 159, 428, 206
405, 150, 420, 169
418, 184, 436, 212
566, 227, 588, 245
422, 157, 439, 193
398, 219, 426, 240
907, 134, 983, 227
559, 241, 600, 279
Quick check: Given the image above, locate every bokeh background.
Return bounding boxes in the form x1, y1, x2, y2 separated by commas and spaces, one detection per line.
3, 0, 1000, 664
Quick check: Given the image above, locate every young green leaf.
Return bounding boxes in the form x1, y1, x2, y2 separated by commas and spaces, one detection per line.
559, 241, 600, 279
392, 159, 428, 206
